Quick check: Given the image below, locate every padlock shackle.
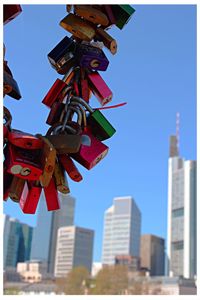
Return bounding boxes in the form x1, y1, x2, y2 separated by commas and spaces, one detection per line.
62, 67, 74, 82
46, 123, 77, 135
67, 106, 82, 125
62, 66, 80, 82
70, 102, 87, 128
62, 105, 82, 131
70, 96, 93, 113
54, 124, 77, 135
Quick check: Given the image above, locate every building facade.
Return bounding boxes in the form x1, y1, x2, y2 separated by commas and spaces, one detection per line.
17, 260, 48, 283
115, 255, 140, 272
31, 193, 75, 275
140, 234, 165, 276
102, 196, 141, 265
4, 215, 33, 269
48, 193, 75, 274
167, 135, 196, 279
30, 192, 52, 263
54, 226, 94, 277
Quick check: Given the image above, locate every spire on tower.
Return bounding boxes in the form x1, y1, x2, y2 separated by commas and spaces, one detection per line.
176, 112, 180, 154
169, 112, 180, 157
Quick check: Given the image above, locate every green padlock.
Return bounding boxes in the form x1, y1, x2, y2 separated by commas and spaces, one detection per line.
112, 5, 135, 30
71, 96, 116, 141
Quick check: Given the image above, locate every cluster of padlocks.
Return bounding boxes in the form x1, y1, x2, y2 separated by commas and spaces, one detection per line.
3, 4, 135, 214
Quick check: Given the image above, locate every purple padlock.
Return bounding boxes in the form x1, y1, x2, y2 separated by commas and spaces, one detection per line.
76, 43, 109, 71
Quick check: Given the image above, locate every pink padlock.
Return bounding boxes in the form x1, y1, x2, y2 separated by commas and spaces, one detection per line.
70, 127, 109, 170
87, 71, 113, 106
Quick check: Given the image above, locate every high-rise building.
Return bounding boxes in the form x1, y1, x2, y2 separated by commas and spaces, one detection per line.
140, 234, 165, 276
48, 193, 75, 274
30, 192, 53, 263
4, 215, 33, 269
30, 192, 75, 274
167, 115, 196, 279
54, 226, 94, 278
102, 196, 141, 265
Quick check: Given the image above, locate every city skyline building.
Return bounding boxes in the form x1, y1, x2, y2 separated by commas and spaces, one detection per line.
4, 215, 33, 269
167, 114, 196, 279
54, 226, 94, 278
30, 192, 52, 263
140, 234, 165, 276
48, 193, 75, 274
30, 192, 75, 274
102, 196, 141, 265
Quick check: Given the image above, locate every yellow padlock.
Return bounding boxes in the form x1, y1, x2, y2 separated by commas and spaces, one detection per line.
60, 13, 96, 42
74, 5, 109, 26
53, 160, 70, 194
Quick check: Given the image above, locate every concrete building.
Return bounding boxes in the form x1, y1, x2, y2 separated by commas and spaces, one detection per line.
140, 234, 165, 276
54, 226, 94, 278
115, 255, 140, 272
167, 127, 196, 278
102, 196, 141, 265
17, 260, 48, 283
31, 193, 75, 275
4, 215, 33, 269
92, 262, 102, 277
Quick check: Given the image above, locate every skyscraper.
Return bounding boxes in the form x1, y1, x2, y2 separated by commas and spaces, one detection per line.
30, 192, 52, 263
167, 115, 196, 279
48, 193, 75, 274
30, 192, 75, 274
102, 196, 141, 265
4, 215, 33, 269
54, 226, 94, 277
140, 234, 165, 275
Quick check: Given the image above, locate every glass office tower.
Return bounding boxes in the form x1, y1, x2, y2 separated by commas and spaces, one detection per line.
102, 196, 141, 265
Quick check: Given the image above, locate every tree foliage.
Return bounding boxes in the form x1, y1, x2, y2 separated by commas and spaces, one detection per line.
90, 265, 128, 295
55, 266, 89, 295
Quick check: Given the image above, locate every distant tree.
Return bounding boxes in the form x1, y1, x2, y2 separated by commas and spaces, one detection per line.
90, 265, 128, 295
55, 266, 89, 295
4, 287, 20, 295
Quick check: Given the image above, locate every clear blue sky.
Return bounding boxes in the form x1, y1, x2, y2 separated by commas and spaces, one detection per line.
3, 5, 196, 262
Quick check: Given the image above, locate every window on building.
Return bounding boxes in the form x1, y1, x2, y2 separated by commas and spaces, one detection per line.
171, 241, 184, 250
172, 207, 184, 218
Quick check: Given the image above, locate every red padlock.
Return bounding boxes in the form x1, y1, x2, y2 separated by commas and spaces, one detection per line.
80, 78, 90, 103
8, 129, 43, 150
4, 124, 9, 139
43, 177, 60, 211
5, 144, 43, 181
87, 71, 113, 106
42, 79, 68, 108
46, 102, 65, 125
70, 127, 109, 170
19, 181, 42, 214
58, 154, 83, 182
3, 5, 22, 25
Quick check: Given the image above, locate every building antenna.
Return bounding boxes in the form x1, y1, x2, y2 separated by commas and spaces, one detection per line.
176, 112, 180, 154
